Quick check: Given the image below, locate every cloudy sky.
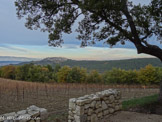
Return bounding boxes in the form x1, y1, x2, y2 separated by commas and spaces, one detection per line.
0, 0, 159, 60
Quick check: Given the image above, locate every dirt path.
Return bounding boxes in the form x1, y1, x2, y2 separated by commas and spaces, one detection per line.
107, 111, 162, 122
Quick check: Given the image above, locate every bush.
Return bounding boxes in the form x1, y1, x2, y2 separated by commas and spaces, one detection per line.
103, 68, 125, 84
86, 70, 102, 83
137, 64, 160, 85
0, 64, 161, 85
57, 66, 71, 83
1, 65, 16, 79
67, 67, 87, 83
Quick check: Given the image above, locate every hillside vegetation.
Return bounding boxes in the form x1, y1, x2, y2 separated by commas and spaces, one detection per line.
20, 58, 162, 72
0, 64, 161, 85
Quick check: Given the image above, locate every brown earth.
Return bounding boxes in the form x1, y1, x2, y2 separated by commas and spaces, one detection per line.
0, 78, 160, 122
106, 111, 162, 122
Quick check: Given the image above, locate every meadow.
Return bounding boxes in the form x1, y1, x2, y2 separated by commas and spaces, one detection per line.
0, 78, 159, 121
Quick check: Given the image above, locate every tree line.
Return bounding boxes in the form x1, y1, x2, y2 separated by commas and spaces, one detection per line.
0, 64, 161, 85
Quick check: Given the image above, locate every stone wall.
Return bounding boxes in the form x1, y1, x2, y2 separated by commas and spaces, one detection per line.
68, 89, 122, 122
0, 105, 48, 122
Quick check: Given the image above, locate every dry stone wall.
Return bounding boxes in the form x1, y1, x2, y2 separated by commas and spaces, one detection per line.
68, 89, 122, 122
0, 105, 48, 122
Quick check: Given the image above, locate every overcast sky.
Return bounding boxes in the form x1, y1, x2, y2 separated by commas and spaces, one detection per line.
0, 0, 159, 60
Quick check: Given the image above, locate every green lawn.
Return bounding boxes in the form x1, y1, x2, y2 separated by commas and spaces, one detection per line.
122, 94, 158, 110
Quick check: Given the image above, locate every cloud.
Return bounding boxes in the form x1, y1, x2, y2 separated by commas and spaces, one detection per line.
81, 47, 154, 60
62, 44, 80, 49
0, 44, 28, 52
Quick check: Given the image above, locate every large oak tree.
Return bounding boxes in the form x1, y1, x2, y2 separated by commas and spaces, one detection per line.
15, 0, 162, 100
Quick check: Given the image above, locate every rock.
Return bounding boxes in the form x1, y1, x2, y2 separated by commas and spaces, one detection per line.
96, 92, 104, 98
97, 112, 103, 118
84, 109, 88, 114
76, 106, 84, 116
17, 110, 27, 115
0, 115, 5, 121
105, 100, 110, 104
91, 114, 98, 122
17, 114, 31, 122
109, 108, 115, 114
102, 101, 108, 110
109, 95, 115, 103
69, 98, 76, 103
95, 101, 101, 109
95, 108, 102, 114
87, 116, 91, 121
3, 112, 16, 121
68, 115, 74, 120
92, 96, 100, 101
27, 110, 39, 117
69, 101, 76, 111
88, 108, 93, 115
39, 108, 48, 120
68, 89, 121, 122
27, 105, 39, 111
90, 101, 96, 108
115, 105, 120, 111
3, 112, 16, 117
83, 95, 89, 99
84, 104, 90, 109
107, 104, 113, 107
74, 115, 80, 122
28, 120, 35, 122
35, 118, 41, 122
103, 110, 109, 115
80, 115, 87, 122
76, 100, 86, 106
69, 111, 74, 117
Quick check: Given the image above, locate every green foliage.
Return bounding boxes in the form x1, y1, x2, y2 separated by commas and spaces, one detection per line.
0, 64, 161, 85
1, 65, 16, 79
103, 68, 125, 84
15, 64, 33, 80
137, 64, 160, 85
86, 70, 102, 83
57, 66, 71, 83
156, 67, 162, 81
122, 94, 158, 110
103, 69, 138, 84
67, 67, 87, 83
122, 70, 138, 85
23, 58, 162, 73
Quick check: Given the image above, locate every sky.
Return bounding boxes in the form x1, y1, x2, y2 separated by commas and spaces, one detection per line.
0, 0, 159, 60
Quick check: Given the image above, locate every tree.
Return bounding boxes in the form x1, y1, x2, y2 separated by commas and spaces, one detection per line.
15, 0, 162, 99
57, 66, 71, 83
103, 68, 125, 84
1, 65, 16, 79
137, 64, 160, 85
67, 67, 87, 83
87, 70, 102, 83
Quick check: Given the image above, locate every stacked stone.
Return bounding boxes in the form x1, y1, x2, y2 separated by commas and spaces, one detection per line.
0, 105, 48, 122
68, 89, 122, 122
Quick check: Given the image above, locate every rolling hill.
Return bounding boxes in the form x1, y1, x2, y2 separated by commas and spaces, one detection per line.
19, 57, 162, 72
0, 56, 39, 66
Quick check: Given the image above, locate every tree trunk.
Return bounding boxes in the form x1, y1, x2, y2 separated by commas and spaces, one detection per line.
159, 81, 162, 102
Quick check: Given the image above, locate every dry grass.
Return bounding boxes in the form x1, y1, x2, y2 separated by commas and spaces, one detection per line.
0, 78, 159, 121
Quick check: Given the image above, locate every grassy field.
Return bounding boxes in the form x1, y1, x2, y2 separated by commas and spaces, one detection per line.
122, 94, 158, 110
0, 78, 159, 122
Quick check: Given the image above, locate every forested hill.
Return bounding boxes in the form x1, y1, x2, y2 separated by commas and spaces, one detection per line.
19, 58, 162, 72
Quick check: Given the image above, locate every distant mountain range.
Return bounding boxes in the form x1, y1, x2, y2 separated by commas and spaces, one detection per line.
0, 56, 161, 72
19, 57, 162, 72
0, 56, 39, 66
